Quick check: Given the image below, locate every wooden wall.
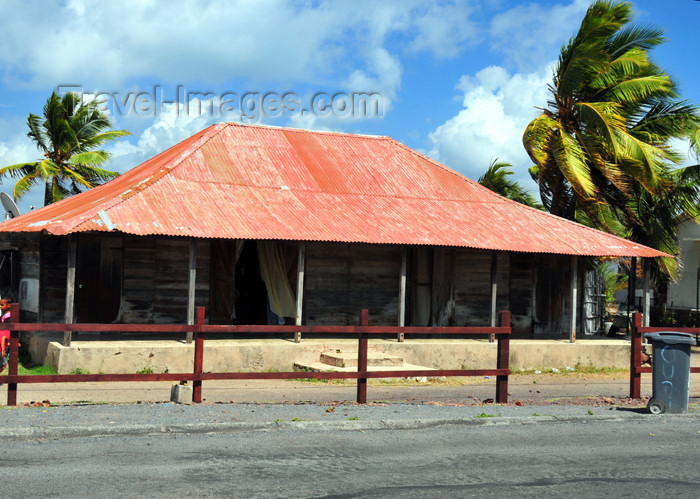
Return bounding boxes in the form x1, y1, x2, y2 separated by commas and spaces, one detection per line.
40, 236, 67, 323
121, 237, 210, 323
304, 242, 402, 325
40, 234, 210, 324
509, 252, 536, 335
453, 249, 510, 327
11, 233, 576, 335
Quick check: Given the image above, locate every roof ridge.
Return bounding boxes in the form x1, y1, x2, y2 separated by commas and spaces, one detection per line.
224, 121, 388, 140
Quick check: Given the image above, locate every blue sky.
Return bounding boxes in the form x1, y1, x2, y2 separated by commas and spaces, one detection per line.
0, 0, 698, 214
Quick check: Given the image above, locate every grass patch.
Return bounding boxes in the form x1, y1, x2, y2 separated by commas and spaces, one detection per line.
0, 344, 58, 376
346, 416, 358, 420
0, 363, 58, 376
136, 367, 154, 374
475, 412, 499, 418
69, 367, 90, 375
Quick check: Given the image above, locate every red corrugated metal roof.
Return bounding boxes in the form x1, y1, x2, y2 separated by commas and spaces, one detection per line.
0, 123, 666, 257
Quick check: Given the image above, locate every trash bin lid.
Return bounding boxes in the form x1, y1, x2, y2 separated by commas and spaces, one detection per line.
645, 331, 697, 346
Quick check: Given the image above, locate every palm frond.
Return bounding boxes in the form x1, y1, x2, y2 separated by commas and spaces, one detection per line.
0, 162, 40, 178
12, 172, 40, 201
552, 129, 596, 200
522, 114, 557, 166
68, 150, 111, 167
608, 24, 666, 57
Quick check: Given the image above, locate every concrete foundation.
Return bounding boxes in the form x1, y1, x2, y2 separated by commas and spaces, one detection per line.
22, 331, 636, 374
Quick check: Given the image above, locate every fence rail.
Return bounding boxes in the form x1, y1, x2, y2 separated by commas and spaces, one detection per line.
629, 312, 700, 398
4, 304, 511, 406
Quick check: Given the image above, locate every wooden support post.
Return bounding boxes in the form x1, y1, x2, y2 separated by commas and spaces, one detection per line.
186, 239, 197, 344
64, 235, 77, 347
357, 309, 369, 404
449, 249, 456, 325
7, 303, 20, 406
295, 244, 305, 343
627, 256, 637, 333
398, 247, 407, 342
643, 259, 650, 328
193, 306, 205, 403
569, 256, 578, 343
496, 310, 510, 403
490, 252, 498, 342
630, 312, 642, 399
531, 256, 538, 328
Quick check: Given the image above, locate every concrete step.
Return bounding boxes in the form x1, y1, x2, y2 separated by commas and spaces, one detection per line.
294, 349, 440, 380
292, 360, 441, 382
319, 350, 404, 368
293, 360, 437, 374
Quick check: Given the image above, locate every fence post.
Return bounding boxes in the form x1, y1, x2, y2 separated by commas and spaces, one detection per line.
496, 310, 510, 403
630, 312, 642, 399
193, 306, 205, 403
7, 303, 20, 406
356, 309, 369, 404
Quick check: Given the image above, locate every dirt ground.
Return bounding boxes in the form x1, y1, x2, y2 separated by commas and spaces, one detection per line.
4, 368, 699, 409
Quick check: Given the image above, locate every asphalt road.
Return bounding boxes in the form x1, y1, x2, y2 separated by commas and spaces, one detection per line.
2, 413, 698, 498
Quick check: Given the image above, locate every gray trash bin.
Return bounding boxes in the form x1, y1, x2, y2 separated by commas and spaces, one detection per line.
646, 332, 696, 414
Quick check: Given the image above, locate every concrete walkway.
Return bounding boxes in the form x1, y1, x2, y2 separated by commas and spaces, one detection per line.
27, 333, 651, 374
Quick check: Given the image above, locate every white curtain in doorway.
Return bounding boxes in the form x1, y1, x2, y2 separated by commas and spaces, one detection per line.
257, 241, 297, 319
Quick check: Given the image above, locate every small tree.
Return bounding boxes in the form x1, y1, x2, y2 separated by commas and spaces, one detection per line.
478, 159, 542, 209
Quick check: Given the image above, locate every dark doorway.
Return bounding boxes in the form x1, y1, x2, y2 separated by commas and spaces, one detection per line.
534, 256, 565, 335
75, 237, 123, 323
232, 241, 268, 325
0, 249, 19, 300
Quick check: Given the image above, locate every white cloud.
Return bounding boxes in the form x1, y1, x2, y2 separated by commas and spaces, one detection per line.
0, 120, 45, 213
345, 48, 402, 112
109, 99, 220, 173
0, 0, 479, 92
427, 64, 553, 186
489, 0, 590, 71
668, 137, 700, 167
408, 1, 480, 58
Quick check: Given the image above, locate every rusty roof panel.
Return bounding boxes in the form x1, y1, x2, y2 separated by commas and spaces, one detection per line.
0, 123, 666, 257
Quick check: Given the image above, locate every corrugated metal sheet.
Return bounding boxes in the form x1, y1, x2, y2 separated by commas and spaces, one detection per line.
0, 123, 666, 257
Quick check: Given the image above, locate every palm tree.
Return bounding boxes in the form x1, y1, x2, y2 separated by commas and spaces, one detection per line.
478, 159, 542, 209
0, 92, 129, 206
523, 0, 699, 230
522, 0, 700, 284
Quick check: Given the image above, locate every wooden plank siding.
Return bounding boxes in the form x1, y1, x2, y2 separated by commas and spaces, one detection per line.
453, 249, 510, 327
40, 235, 68, 323
124, 237, 210, 324
509, 252, 536, 335
304, 242, 402, 326
40, 234, 211, 325
15, 234, 581, 336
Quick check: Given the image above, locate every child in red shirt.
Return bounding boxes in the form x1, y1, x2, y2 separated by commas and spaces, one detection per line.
0, 298, 12, 373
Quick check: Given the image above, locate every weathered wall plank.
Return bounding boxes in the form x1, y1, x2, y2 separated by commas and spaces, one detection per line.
453, 249, 510, 327
304, 242, 401, 325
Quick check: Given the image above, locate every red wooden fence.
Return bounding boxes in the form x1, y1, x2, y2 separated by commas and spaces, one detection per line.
4, 304, 511, 406
629, 312, 700, 398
